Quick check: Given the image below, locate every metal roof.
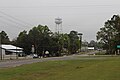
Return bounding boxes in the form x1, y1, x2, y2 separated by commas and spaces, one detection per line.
6, 50, 23, 53
1, 45, 23, 50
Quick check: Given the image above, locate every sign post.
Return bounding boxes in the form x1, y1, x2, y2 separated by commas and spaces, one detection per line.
117, 45, 120, 55
117, 45, 120, 49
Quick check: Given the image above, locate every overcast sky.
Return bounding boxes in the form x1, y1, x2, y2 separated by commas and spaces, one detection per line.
0, 0, 120, 42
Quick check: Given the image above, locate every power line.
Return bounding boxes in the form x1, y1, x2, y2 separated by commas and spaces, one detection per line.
0, 18, 26, 30
0, 16, 30, 29
0, 11, 33, 27
0, 19, 28, 40
0, 4, 120, 8
0, 16, 32, 35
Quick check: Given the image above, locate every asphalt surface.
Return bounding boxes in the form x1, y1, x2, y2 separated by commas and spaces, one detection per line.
0, 55, 77, 68
0, 51, 110, 68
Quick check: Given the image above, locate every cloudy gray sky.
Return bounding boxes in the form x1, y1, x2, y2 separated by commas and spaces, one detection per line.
0, 0, 120, 42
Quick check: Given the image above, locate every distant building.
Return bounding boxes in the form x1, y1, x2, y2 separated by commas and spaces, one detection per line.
88, 47, 95, 50
0, 44, 23, 59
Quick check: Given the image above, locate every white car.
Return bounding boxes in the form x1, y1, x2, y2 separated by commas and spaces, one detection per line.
33, 54, 38, 58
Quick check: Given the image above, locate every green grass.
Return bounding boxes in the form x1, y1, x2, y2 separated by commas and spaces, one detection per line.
0, 56, 120, 80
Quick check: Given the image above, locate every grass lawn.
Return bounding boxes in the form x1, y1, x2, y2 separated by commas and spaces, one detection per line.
0, 56, 120, 80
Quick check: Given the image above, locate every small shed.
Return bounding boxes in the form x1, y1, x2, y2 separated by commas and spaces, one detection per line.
0, 44, 23, 59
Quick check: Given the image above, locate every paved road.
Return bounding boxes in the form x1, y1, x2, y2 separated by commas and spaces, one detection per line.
0, 51, 111, 68
0, 55, 77, 68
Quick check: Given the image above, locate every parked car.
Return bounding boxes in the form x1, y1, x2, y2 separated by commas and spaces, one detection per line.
33, 54, 38, 58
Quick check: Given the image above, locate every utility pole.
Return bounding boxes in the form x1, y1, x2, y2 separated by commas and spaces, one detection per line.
0, 34, 2, 60
78, 33, 83, 53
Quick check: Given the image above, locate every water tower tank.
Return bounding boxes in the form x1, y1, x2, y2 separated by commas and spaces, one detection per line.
55, 17, 62, 24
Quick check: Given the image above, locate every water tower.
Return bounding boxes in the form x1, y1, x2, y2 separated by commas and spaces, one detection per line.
55, 17, 62, 34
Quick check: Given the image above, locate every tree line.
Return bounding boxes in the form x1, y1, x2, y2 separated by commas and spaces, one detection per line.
0, 25, 81, 57
97, 15, 120, 54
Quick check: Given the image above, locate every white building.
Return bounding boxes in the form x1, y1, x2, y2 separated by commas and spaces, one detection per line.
88, 47, 95, 50
0, 44, 23, 59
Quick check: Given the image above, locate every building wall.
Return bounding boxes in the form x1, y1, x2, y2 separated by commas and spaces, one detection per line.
2, 49, 17, 60
2, 49, 5, 55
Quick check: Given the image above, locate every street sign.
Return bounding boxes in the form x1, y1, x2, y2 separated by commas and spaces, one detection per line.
117, 45, 120, 48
